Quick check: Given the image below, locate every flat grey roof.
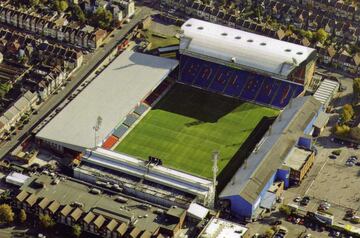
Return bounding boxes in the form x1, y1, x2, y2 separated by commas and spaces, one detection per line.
220, 96, 322, 204
36, 51, 178, 151
283, 147, 312, 171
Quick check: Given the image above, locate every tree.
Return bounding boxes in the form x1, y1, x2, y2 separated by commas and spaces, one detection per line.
353, 78, 360, 104
264, 228, 275, 238
0, 204, 14, 224
93, 7, 113, 29
18, 209, 26, 223
278, 204, 292, 216
314, 28, 328, 44
334, 123, 350, 136
30, 0, 40, 6
72, 224, 82, 237
39, 214, 55, 228
342, 104, 354, 122
53, 0, 68, 12
72, 5, 86, 23
0, 190, 11, 203
350, 127, 360, 141
58, 0, 68, 12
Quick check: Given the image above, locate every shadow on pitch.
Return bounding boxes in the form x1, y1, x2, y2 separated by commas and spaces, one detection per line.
153, 83, 245, 123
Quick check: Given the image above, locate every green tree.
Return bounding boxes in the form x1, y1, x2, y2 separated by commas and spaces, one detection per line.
30, 0, 40, 6
72, 5, 85, 23
39, 214, 55, 228
93, 7, 113, 29
18, 209, 26, 223
0, 190, 11, 203
264, 228, 275, 238
72, 224, 82, 237
278, 204, 292, 216
53, 0, 68, 12
314, 28, 328, 44
342, 104, 354, 122
353, 78, 360, 104
334, 123, 351, 135
0, 204, 14, 224
350, 127, 360, 141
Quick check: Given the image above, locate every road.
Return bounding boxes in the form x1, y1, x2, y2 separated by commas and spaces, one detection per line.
0, 6, 154, 160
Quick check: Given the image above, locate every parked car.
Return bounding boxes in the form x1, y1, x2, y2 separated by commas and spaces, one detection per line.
332, 150, 341, 156
271, 220, 282, 226
301, 196, 310, 206
294, 196, 301, 202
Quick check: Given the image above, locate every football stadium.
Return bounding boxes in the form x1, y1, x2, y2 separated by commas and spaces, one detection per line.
115, 83, 278, 179
36, 18, 320, 211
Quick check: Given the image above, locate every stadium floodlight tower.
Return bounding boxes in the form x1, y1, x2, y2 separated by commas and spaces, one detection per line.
208, 151, 219, 209
93, 116, 102, 147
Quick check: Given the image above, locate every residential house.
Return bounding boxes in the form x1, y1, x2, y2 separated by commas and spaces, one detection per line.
317, 45, 336, 65
14, 96, 30, 116
209, 8, 219, 23
10, 11, 18, 27
104, 219, 118, 238
45, 200, 61, 217
5, 106, 21, 124
23, 90, 38, 106
91, 215, 106, 235
82, 211, 96, 233
15, 190, 29, 209
24, 193, 38, 212
203, 6, 211, 21
59, 204, 73, 224
68, 207, 83, 226
115, 223, 128, 237
36, 197, 51, 215
0, 116, 9, 136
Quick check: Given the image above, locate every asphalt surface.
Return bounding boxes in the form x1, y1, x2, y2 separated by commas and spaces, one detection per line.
0, 6, 154, 160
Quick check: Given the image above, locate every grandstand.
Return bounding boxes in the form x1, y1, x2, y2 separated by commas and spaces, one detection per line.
178, 19, 317, 108
36, 51, 178, 152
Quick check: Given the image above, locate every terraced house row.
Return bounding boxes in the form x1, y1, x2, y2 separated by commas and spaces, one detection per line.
0, 5, 107, 49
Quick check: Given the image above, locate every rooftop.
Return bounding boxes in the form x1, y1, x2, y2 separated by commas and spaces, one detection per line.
283, 147, 312, 171
19, 174, 185, 233
220, 96, 322, 203
36, 51, 178, 152
199, 218, 248, 238
180, 18, 316, 78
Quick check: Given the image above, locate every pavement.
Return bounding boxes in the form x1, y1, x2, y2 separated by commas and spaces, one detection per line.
0, 6, 155, 160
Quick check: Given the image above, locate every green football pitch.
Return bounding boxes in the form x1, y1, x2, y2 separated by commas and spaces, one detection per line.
115, 84, 278, 179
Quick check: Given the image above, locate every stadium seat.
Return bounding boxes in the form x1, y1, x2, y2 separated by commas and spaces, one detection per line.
209, 65, 234, 93
271, 82, 296, 108
293, 84, 304, 98
193, 62, 218, 89
223, 70, 249, 97
255, 77, 280, 105
179, 56, 202, 84
239, 74, 264, 100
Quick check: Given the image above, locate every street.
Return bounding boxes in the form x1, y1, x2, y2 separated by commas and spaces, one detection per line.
0, 6, 154, 160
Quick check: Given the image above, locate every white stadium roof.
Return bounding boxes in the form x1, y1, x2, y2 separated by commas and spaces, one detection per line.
37, 51, 178, 152
80, 148, 213, 197
180, 18, 316, 78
